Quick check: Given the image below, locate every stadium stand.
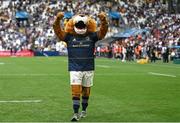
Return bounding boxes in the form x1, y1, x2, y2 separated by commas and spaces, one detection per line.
0, 0, 179, 61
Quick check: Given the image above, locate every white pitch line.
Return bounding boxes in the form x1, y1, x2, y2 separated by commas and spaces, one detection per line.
96, 65, 110, 68
0, 100, 42, 103
1, 73, 178, 77
0, 73, 147, 76
148, 72, 176, 78
0, 62, 5, 65
0, 73, 65, 76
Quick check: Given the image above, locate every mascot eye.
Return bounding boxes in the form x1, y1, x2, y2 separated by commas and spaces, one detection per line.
75, 21, 86, 29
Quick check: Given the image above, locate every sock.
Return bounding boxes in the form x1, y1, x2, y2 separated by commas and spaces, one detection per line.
73, 97, 80, 113
82, 96, 89, 111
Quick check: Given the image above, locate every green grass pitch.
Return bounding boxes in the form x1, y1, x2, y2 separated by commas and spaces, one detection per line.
0, 57, 180, 122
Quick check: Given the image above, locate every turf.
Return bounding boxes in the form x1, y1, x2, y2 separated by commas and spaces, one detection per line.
0, 57, 180, 122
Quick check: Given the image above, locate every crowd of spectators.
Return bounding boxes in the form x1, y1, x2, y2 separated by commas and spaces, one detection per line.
95, 0, 180, 62
97, 13, 180, 62
0, 0, 122, 53
0, 0, 179, 62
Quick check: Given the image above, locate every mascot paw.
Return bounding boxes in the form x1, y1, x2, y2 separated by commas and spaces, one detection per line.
98, 12, 107, 20
56, 12, 64, 19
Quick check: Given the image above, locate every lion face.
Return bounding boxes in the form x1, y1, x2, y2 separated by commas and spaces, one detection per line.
73, 14, 88, 34
65, 14, 97, 35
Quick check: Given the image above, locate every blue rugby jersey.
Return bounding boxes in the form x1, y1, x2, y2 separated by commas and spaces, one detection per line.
64, 33, 99, 71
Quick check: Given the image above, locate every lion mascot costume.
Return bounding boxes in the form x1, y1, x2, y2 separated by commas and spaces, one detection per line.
53, 12, 108, 121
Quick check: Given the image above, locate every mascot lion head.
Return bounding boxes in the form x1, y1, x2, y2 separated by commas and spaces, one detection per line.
64, 14, 97, 35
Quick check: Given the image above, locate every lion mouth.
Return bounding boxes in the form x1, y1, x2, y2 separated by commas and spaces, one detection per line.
74, 20, 87, 34
75, 21, 86, 29
73, 15, 88, 34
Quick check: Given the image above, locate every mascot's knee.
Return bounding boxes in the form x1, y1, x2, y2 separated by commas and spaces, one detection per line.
82, 87, 91, 97
71, 85, 82, 97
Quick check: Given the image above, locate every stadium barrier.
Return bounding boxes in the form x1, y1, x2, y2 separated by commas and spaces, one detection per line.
0, 51, 67, 57
0, 50, 34, 57
34, 51, 66, 56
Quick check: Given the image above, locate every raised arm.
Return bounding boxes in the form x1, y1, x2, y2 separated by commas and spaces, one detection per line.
97, 12, 108, 40
53, 12, 66, 41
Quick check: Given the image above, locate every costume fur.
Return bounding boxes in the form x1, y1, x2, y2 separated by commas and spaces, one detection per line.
53, 12, 108, 40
